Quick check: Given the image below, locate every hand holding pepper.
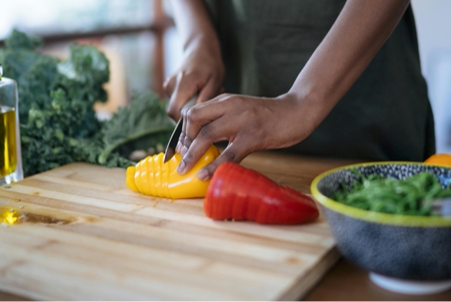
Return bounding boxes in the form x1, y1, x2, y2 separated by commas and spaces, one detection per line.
163, 0, 224, 122
176, 92, 324, 181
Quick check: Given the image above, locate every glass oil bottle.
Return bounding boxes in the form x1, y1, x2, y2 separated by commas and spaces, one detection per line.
0, 64, 23, 185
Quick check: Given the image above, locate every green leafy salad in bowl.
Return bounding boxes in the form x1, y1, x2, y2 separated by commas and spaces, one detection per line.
311, 162, 451, 295
332, 169, 451, 216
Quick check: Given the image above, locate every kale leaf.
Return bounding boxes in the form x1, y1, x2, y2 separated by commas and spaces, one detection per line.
0, 29, 174, 176
98, 91, 175, 164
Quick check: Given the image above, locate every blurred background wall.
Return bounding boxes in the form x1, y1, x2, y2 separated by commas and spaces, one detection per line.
411, 0, 451, 153
1, 0, 450, 153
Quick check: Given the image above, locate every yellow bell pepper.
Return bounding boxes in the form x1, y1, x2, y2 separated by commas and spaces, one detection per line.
126, 145, 220, 199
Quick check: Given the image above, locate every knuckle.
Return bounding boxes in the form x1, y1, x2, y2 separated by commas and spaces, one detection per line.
205, 163, 218, 176
180, 107, 188, 119
183, 136, 193, 148
223, 149, 237, 162
166, 105, 178, 120
178, 133, 185, 144
219, 93, 242, 105
241, 108, 257, 121
182, 150, 195, 164
221, 93, 232, 99
199, 124, 214, 139
185, 106, 199, 121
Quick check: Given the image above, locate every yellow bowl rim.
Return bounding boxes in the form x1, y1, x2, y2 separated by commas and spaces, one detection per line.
310, 161, 451, 227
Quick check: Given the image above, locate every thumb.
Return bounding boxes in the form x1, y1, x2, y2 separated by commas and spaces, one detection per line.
197, 142, 248, 181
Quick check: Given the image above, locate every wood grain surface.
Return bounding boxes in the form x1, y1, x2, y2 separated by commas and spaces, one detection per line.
0, 151, 359, 300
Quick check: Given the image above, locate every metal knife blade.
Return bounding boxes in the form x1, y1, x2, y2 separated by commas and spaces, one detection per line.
163, 96, 197, 163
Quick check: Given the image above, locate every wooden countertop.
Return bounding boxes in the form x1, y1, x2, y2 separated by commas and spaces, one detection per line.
0, 152, 451, 301
1, 259, 450, 301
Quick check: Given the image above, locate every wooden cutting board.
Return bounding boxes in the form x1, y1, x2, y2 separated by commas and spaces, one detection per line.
0, 151, 359, 300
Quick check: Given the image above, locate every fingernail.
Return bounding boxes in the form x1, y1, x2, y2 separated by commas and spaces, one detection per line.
176, 142, 182, 153
177, 161, 186, 174
197, 168, 210, 181
181, 146, 188, 157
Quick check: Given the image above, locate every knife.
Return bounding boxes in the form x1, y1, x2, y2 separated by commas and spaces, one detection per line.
163, 96, 197, 163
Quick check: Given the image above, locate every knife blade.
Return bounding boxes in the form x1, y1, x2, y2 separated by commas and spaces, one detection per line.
163, 96, 197, 163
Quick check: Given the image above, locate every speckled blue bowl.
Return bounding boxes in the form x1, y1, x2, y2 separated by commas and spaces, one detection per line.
311, 162, 451, 293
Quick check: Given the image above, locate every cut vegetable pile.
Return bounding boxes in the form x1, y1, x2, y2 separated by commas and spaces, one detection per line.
126, 153, 319, 224
126, 145, 220, 199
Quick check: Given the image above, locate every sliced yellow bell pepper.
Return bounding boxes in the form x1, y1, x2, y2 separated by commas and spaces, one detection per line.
126, 145, 220, 199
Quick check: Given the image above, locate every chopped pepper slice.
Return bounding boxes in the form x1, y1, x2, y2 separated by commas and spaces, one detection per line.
126, 145, 220, 199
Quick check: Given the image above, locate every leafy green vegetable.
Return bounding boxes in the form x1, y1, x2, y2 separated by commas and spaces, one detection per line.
0, 29, 174, 176
98, 92, 175, 164
333, 169, 451, 216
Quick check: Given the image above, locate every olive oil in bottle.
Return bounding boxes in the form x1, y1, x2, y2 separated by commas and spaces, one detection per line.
0, 64, 23, 184
0, 106, 17, 177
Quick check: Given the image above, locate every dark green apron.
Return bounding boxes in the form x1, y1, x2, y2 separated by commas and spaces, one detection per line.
205, 0, 435, 161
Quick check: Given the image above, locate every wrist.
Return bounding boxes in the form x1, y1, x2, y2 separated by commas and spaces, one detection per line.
184, 34, 221, 59
278, 90, 330, 137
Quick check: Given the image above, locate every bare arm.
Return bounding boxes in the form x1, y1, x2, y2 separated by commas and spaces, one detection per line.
168, 0, 219, 54
165, 0, 224, 120
176, 0, 411, 180
287, 0, 411, 133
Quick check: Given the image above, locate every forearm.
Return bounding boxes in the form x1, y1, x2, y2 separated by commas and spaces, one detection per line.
168, 0, 221, 56
288, 0, 411, 128
165, 0, 225, 119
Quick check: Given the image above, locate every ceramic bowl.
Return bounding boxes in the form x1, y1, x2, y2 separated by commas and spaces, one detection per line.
311, 162, 451, 295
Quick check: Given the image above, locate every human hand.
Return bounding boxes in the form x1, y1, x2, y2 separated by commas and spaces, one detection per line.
176, 93, 318, 180
164, 44, 225, 121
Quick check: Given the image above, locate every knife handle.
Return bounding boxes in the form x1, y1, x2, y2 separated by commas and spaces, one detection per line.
179, 96, 197, 120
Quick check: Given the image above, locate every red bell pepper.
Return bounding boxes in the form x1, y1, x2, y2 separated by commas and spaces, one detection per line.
204, 162, 319, 224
